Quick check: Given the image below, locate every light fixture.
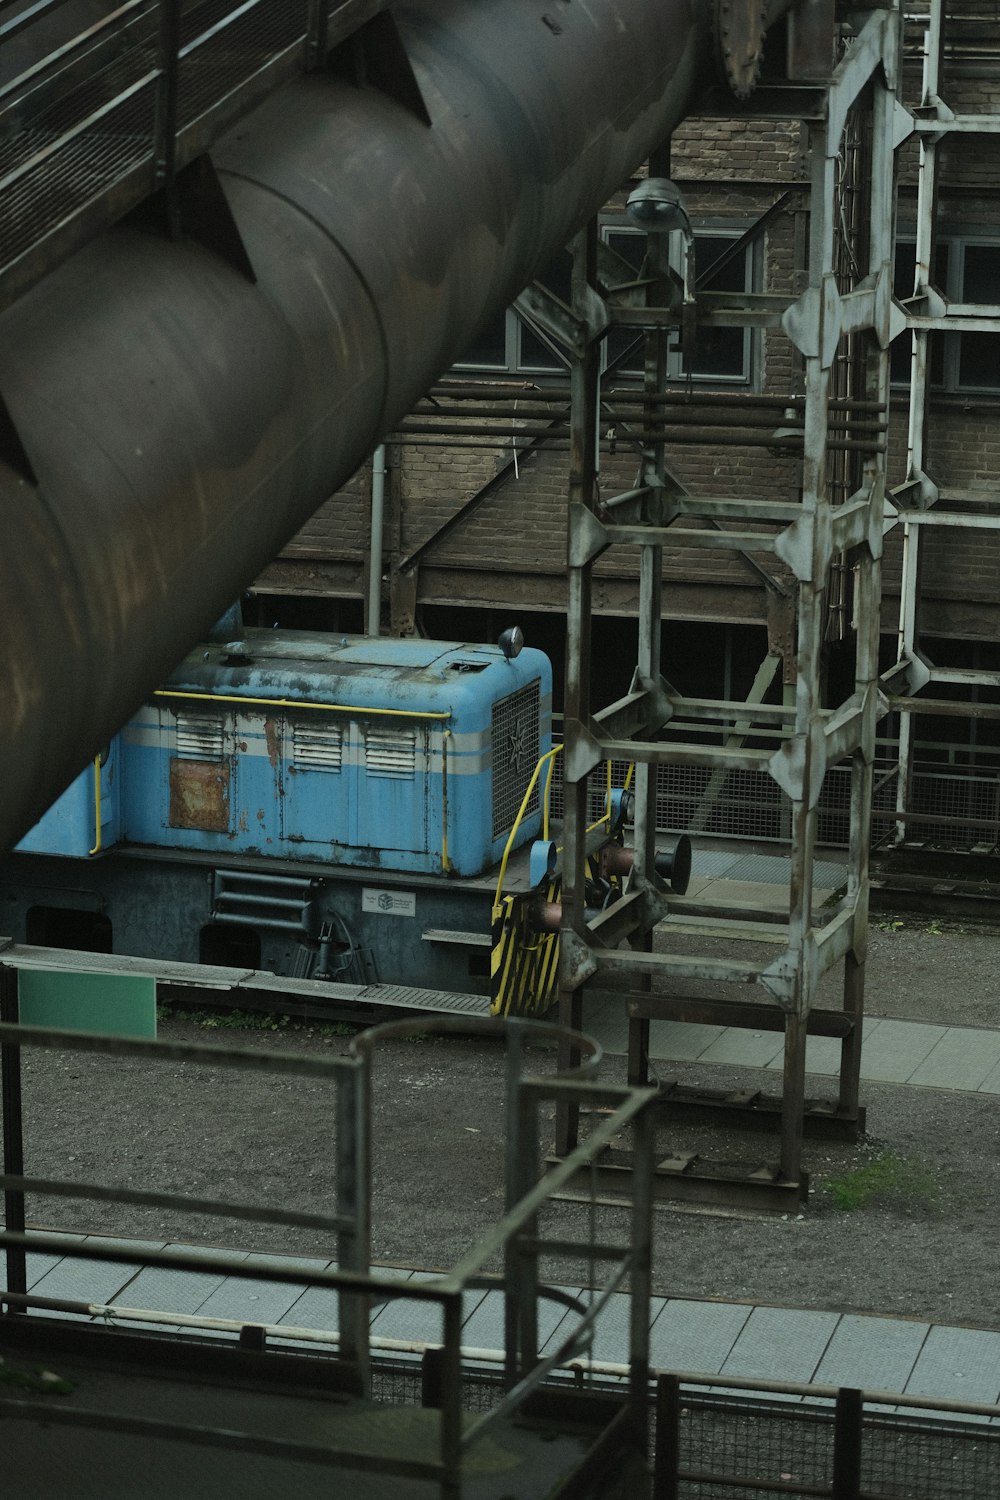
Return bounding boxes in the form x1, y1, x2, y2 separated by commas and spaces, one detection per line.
625, 178, 692, 237
498, 625, 524, 661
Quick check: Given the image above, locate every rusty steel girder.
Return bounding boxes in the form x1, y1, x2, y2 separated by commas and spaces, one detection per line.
0, 0, 798, 852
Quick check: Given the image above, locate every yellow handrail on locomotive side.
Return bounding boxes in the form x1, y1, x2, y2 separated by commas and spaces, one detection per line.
88, 755, 102, 856
494, 746, 637, 908
494, 745, 563, 905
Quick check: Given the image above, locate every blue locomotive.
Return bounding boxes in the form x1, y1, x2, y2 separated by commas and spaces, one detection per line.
7, 627, 555, 1005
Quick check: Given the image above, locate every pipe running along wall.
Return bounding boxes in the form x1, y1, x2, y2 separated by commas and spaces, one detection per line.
1, 0, 739, 851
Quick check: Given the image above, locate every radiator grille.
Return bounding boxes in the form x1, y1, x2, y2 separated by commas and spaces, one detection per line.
492, 682, 540, 840
292, 721, 343, 771
365, 726, 417, 778
175, 712, 225, 760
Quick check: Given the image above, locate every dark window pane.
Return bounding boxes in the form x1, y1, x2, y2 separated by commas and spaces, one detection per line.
961, 244, 999, 304
695, 235, 747, 292
957, 245, 1000, 391
603, 235, 648, 374
889, 329, 947, 390
958, 333, 999, 390
686, 236, 748, 378
685, 326, 746, 378
604, 327, 645, 377
605, 230, 647, 275
536, 248, 573, 300
518, 322, 566, 370
516, 249, 572, 370
890, 238, 946, 388
457, 312, 509, 368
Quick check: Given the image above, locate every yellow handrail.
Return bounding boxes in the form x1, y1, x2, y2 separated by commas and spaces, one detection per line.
88, 755, 102, 855
494, 745, 563, 905
154, 689, 450, 720
494, 748, 637, 906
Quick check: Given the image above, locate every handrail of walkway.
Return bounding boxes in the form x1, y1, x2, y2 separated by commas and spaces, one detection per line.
0, 0, 388, 312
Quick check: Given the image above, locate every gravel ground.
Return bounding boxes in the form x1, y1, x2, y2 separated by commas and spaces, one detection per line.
7, 913, 1000, 1330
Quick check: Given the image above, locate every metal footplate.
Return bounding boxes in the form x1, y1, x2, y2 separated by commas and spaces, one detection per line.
548, 1145, 808, 1215
651, 1081, 866, 1143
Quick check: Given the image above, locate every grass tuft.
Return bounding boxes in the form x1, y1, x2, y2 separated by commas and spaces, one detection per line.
823, 1149, 940, 1213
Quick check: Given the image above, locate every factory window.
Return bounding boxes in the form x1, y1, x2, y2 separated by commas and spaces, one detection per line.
602, 227, 754, 383
456, 231, 754, 383
457, 249, 573, 373
891, 235, 999, 393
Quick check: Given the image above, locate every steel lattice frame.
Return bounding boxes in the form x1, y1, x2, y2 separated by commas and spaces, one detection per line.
885, 1, 1000, 840
556, 7, 903, 1206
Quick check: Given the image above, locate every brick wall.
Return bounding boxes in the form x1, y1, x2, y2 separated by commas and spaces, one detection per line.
265, 13, 1000, 654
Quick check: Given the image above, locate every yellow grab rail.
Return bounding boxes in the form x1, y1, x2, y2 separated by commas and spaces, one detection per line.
494, 745, 563, 905
154, 688, 449, 720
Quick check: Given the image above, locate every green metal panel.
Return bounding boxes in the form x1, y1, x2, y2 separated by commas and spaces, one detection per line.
18, 968, 157, 1038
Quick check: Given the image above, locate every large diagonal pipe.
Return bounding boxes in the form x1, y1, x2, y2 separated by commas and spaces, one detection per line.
0, 0, 791, 851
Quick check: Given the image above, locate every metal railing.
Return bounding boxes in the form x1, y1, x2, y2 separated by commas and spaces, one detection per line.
0, 0, 387, 311
544, 720, 1000, 854
0, 965, 657, 1496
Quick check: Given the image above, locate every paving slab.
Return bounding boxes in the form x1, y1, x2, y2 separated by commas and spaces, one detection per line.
460, 1286, 580, 1355
265, 1267, 413, 1350
195, 1256, 331, 1328
29, 1254, 146, 1309
699, 1029, 784, 1069
904, 1325, 1000, 1407
370, 1271, 488, 1344
649, 1299, 753, 1374
109, 1265, 229, 1316
857, 1020, 949, 1083
977, 1056, 1000, 1095
908, 1027, 1000, 1090
648, 1021, 726, 1062
721, 1306, 841, 1387
813, 1314, 930, 1394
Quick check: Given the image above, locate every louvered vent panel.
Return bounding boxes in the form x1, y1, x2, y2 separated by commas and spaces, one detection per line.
366, 726, 417, 777
175, 712, 225, 760
293, 721, 343, 770
492, 682, 540, 839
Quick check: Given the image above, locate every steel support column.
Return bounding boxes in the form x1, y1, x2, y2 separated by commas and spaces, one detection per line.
554, 7, 900, 1209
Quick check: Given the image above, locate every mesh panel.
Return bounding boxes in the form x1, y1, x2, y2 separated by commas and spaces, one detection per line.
492, 682, 540, 839
177, 0, 310, 131
677, 1398, 833, 1499
365, 1363, 1000, 1499
907, 767, 1000, 847
0, 83, 157, 274
860, 1414, 1000, 1499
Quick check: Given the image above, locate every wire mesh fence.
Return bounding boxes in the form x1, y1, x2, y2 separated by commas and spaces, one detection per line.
547, 737, 1000, 854
368, 1357, 1000, 1499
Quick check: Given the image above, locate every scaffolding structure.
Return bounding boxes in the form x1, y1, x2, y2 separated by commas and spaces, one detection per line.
556, 6, 903, 1209
885, 1, 1000, 846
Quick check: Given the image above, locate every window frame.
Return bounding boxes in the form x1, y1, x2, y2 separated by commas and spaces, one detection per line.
453, 222, 759, 387
892, 230, 1000, 396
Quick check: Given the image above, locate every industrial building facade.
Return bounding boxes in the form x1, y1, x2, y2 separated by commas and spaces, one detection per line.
253, 1, 1000, 854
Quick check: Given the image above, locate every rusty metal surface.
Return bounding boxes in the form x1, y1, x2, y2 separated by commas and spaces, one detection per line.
169, 759, 231, 832
0, 0, 727, 854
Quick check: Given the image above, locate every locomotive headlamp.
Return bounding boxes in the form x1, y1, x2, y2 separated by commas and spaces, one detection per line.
625, 178, 691, 236
498, 626, 524, 661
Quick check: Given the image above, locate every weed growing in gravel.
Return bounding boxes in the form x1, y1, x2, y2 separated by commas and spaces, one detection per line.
165, 1008, 290, 1032
823, 1149, 940, 1213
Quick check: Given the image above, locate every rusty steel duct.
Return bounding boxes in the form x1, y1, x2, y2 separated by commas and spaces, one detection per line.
0, 0, 785, 852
